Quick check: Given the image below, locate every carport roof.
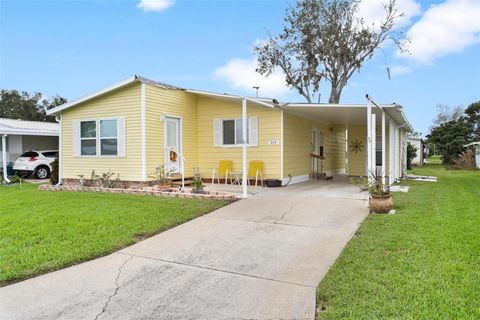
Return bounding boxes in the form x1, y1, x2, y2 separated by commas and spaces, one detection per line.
279, 103, 413, 132
0, 118, 59, 136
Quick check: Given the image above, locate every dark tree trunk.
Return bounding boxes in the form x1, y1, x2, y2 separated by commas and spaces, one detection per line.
328, 86, 341, 104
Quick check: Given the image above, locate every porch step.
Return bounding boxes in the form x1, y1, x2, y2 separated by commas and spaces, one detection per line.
171, 179, 194, 186
167, 174, 195, 186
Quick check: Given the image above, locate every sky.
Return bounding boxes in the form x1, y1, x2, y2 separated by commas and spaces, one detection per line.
1, 0, 479, 136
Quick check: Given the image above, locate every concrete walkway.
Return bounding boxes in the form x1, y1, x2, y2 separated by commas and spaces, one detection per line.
0, 177, 368, 320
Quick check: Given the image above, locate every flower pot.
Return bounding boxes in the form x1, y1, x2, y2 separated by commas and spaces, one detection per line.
369, 194, 393, 213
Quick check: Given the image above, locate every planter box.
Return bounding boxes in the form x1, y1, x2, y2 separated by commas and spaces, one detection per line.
38, 184, 237, 201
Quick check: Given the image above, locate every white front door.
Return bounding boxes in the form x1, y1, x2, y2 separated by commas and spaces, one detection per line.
165, 116, 182, 173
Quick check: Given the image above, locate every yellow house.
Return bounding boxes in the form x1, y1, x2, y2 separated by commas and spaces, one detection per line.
47, 76, 412, 189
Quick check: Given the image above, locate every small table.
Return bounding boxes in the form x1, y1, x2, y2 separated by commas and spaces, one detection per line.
230, 171, 243, 185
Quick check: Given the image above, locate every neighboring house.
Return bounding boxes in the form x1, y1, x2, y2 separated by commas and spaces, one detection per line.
464, 142, 480, 169
46, 75, 413, 188
406, 135, 425, 166
0, 118, 59, 178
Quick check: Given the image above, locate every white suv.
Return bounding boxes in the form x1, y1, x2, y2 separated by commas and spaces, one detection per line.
13, 150, 58, 179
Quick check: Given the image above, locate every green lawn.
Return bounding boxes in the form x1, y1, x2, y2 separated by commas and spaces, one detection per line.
0, 184, 229, 285
316, 164, 480, 319
425, 154, 443, 165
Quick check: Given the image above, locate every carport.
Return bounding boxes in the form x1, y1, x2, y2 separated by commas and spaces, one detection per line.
0, 118, 59, 182
279, 96, 413, 184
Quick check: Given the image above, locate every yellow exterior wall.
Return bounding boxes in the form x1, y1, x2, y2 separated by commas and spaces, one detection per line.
59, 82, 404, 183
60, 83, 142, 181
196, 97, 281, 179
144, 85, 198, 177
346, 125, 366, 176
283, 112, 346, 178
347, 124, 390, 177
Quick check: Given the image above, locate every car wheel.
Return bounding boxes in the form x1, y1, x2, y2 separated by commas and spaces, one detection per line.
35, 166, 50, 179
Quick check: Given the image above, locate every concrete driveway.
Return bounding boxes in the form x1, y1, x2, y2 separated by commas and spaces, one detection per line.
0, 177, 368, 320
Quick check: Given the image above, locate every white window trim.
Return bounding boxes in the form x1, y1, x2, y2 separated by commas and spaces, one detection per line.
79, 119, 98, 157
220, 118, 249, 147
99, 118, 119, 157
79, 117, 121, 158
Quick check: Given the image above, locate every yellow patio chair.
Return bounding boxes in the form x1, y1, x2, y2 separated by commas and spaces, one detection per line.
212, 160, 233, 185
248, 160, 264, 187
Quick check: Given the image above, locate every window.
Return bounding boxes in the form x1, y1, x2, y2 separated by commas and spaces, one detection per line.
319, 132, 325, 157
79, 119, 118, 156
100, 119, 118, 156
42, 151, 58, 158
20, 151, 39, 158
222, 119, 249, 145
80, 121, 97, 156
376, 135, 382, 166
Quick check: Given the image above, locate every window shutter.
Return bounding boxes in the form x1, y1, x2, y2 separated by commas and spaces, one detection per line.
249, 116, 258, 146
117, 117, 126, 157
73, 120, 80, 156
213, 119, 221, 147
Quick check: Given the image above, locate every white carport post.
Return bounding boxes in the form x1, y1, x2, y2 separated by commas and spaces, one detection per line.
367, 99, 377, 181
371, 114, 376, 177
241, 97, 248, 198
367, 97, 372, 181
381, 110, 386, 185
389, 120, 396, 185
2, 134, 11, 183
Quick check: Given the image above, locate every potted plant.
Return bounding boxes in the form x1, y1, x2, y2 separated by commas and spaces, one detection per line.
361, 170, 393, 213
192, 173, 205, 194
149, 165, 172, 191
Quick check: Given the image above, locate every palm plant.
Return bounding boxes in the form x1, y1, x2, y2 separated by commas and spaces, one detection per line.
360, 169, 390, 197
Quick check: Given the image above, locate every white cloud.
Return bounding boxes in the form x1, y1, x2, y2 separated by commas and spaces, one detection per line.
214, 58, 290, 98
400, 0, 480, 64
389, 64, 412, 77
137, 0, 175, 12
356, 0, 421, 30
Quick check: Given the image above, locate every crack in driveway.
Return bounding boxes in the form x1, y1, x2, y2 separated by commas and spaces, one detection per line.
273, 195, 311, 224
93, 255, 133, 320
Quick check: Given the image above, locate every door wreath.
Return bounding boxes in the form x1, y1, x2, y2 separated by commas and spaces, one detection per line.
169, 150, 177, 162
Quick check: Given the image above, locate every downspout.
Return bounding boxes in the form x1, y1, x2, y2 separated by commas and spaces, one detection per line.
2, 134, 11, 183
55, 115, 62, 186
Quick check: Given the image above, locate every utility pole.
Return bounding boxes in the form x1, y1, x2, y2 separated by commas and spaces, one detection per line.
252, 86, 260, 98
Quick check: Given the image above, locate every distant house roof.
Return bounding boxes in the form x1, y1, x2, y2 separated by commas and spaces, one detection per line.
0, 118, 59, 136
464, 142, 480, 148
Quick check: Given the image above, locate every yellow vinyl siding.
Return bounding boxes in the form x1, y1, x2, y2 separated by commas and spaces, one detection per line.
61, 83, 142, 181
283, 112, 346, 178
196, 97, 281, 180
347, 125, 390, 176
144, 85, 198, 177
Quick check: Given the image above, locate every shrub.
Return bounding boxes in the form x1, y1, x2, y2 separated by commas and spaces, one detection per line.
148, 165, 172, 186
452, 149, 476, 170
50, 157, 59, 185
96, 170, 119, 188
407, 142, 418, 170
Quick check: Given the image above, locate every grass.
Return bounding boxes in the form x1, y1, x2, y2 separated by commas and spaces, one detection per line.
0, 183, 229, 285
425, 154, 443, 165
316, 164, 480, 319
